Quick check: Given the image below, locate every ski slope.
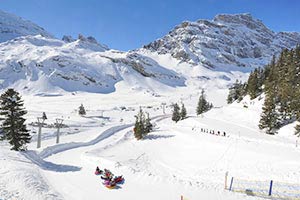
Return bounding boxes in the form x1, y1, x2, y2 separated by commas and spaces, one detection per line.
1, 90, 300, 200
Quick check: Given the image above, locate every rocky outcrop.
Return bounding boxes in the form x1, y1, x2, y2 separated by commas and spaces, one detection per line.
143, 13, 300, 68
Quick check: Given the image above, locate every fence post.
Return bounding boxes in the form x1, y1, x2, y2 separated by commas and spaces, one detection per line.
225, 171, 228, 189
268, 180, 273, 196
229, 177, 234, 191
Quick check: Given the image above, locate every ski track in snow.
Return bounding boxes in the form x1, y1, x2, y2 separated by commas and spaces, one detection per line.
18, 115, 169, 189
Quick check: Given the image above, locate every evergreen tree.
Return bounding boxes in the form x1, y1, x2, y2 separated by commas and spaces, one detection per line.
227, 80, 246, 104
144, 112, 153, 134
180, 103, 187, 120
0, 89, 31, 151
197, 89, 212, 115
134, 108, 144, 140
259, 90, 279, 135
247, 68, 263, 99
172, 103, 181, 123
295, 122, 300, 137
133, 108, 152, 140
78, 104, 86, 116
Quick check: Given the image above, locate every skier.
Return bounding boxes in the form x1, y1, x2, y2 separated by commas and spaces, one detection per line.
217, 131, 220, 136
223, 132, 226, 137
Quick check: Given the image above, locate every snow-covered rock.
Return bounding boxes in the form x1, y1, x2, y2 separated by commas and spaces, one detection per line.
143, 13, 300, 69
0, 10, 53, 43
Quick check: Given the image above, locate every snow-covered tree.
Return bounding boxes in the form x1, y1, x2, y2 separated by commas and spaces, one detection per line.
0, 89, 31, 151
78, 104, 86, 116
171, 103, 181, 123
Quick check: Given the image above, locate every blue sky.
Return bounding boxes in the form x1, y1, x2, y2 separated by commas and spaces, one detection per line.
0, 0, 299, 51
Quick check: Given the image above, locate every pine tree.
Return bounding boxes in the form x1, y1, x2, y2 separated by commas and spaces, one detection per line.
78, 104, 86, 116
134, 108, 144, 140
295, 122, 300, 137
0, 89, 31, 151
134, 115, 143, 140
144, 112, 153, 134
247, 69, 260, 99
180, 103, 187, 120
259, 90, 279, 135
197, 89, 212, 115
227, 80, 246, 104
172, 103, 181, 123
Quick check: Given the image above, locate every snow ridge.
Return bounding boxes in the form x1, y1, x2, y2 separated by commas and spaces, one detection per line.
0, 10, 53, 43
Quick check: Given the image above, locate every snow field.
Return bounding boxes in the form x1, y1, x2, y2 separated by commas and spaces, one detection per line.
1, 88, 300, 200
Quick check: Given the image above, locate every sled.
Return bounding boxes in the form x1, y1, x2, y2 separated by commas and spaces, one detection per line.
113, 176, 124, 184
105, 184, 116, 189
95, 171, 102, 175
101, 176, 111, 181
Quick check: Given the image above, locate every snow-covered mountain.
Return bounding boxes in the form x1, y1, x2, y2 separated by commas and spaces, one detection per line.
0, 10, 52, 42
0, 35, 185, 94
0, 11, 299, 96
143, 13, 300, 69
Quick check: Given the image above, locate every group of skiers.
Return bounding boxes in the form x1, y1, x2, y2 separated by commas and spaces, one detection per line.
200, 128, 227, 137
95, 166, 124, 189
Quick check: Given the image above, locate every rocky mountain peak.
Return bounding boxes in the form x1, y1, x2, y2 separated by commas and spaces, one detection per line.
143, 13, 300, 69
213, 13, 271, 33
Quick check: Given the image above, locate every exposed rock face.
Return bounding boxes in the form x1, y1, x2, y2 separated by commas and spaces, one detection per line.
62, 35, 75, 43
143, 13, 300, 68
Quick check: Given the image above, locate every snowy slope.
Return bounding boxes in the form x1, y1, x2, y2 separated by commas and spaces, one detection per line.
0, 10, 52, 43
1, 91, 299, 200
0, 35, 186, 94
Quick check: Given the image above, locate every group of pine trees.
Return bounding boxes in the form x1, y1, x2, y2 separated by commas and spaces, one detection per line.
171, 89, 213, 123
259, 47, 300, 135
133, 108, 153, 140
171, 103, 187, 123
227, 80, 247, 103
0, 89, 31, 151
227, 45, 300, 135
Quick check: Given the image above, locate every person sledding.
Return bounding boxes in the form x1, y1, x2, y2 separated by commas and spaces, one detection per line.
101, 169, 114, 180
113, 175, 124, 184
105, 179, 116, 189
94, 166, 103, 175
